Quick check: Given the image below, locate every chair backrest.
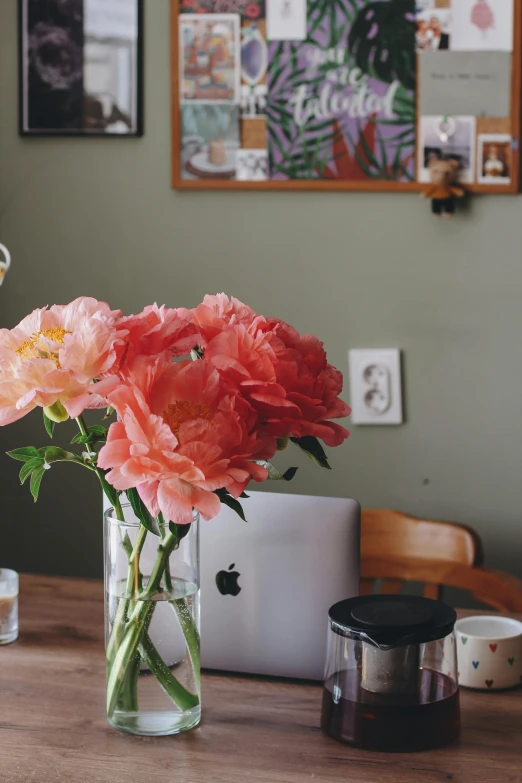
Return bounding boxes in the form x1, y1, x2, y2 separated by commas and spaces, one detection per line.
361, 509, 484, 601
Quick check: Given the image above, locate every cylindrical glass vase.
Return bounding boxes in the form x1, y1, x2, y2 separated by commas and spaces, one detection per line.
104, 505, 200, 736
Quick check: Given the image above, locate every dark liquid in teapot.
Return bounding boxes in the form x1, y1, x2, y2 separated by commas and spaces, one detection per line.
321, 669, 460, 752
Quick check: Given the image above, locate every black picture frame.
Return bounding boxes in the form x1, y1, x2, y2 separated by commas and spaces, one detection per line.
19, 0, 144, 137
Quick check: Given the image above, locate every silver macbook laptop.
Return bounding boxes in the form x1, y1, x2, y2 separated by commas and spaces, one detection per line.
200, 491, 360, 680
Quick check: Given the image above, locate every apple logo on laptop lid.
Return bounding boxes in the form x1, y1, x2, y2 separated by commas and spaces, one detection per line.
215, 564, 241, 597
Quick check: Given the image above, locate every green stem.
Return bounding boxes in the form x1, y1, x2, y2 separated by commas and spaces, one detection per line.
74, 416, 145, 714
139, 632, 199, 711
106, 531, 181, 716
76, 415, 125, 521
106, 524, 148, 668
170, 598, 201, 694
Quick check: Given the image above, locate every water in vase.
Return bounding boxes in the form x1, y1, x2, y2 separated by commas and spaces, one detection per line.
105, 578, 200, 736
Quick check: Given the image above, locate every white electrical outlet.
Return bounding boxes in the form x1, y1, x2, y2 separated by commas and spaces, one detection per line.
348, 349, 403, 425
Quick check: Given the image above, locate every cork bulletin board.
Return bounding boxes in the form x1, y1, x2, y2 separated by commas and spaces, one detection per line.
171, 0, 521, 193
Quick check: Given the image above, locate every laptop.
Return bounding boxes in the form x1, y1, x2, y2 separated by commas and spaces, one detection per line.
200, 491, 360, 680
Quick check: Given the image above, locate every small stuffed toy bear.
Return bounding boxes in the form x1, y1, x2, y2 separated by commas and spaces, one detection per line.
423, 158, 465, 217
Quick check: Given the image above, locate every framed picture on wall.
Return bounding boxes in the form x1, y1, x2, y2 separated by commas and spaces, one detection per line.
19, 0, 144, 136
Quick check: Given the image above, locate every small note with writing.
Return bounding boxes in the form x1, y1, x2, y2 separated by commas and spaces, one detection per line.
419, 51, 511, 118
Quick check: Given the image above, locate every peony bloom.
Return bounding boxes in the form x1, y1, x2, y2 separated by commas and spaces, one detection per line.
198, 303, 351, 447
0, 297, 123, 425
98, 354, 276, 524
192, 293, 259, 344
115, 304, 200, 372
258, 318, 351, 446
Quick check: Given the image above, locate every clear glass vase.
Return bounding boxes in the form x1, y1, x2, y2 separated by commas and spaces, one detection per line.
104, 505, 201, 736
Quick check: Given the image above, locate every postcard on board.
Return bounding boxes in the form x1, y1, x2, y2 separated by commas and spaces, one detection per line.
416, 8, 452, 52
477, 133, 512, 184
451, 0, 514, 51
267, 0, 307, 41
418, 115, 477, 183
180, 14, 240, 103
180, 0, 266, 18
418, 51, 512, 118
241, 20, 268, 116
181, 104, 240, 179
236, 149, 268, 179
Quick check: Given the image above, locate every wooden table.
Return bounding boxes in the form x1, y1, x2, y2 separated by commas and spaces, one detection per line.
1, 576, 521, 783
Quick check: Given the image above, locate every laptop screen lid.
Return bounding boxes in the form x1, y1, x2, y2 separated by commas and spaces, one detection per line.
200, 491, 360, 680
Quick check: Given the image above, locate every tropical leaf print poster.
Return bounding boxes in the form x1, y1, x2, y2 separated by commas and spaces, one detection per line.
266, 0, 416, 181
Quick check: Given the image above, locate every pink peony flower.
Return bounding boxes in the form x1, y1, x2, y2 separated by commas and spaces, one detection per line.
0, 297, 123, 425
98, 354, 276, 524
197, 299, 351, 447
258, 319, 351, 446
115, 304, 200, 371
193, 293, 259, 344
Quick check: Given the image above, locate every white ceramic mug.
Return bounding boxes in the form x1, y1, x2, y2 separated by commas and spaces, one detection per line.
0, 243, 11, 286
455, 615, 522, 690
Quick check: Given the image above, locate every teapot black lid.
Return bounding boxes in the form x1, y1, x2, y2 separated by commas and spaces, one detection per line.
328, 595, 457, 650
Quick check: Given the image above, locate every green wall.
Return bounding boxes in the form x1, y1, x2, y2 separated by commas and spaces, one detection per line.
1, 1, 521, 579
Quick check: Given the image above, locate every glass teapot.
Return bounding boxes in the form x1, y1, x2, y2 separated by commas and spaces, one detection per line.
321, 595, 460, 752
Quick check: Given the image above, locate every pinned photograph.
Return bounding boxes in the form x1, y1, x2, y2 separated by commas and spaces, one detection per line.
181, 104, 240, 179
236, 149, 268, 180
180, 0, 265, 19
19, 0, 143, 136
267, 0, 307, 41
416, 9, 452, 51
451, 0, 514, 51
418, 115, 476, 183
477, 134, 512, 184
180, 14, 240, 103
241, 20, 268, 117
415, 0, 451, 7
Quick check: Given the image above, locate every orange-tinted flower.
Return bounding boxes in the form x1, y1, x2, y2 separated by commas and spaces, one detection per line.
0, 297, 123, 424
99, 354, 276, 524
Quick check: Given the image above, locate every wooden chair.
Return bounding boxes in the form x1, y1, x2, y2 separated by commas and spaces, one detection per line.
361, 509, 522, 612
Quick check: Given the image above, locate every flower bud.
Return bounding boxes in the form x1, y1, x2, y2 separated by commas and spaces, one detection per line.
44, 401, 69, 423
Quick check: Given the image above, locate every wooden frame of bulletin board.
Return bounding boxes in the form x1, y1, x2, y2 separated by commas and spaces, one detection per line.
171, 0, 521, 193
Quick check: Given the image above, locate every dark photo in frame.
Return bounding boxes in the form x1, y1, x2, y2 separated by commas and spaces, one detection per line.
19, 0, 143, 136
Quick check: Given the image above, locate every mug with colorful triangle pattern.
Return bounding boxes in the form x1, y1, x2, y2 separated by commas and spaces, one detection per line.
455, 615, 522, 690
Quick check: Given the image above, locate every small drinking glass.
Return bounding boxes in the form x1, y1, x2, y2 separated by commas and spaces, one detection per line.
0, 570, 19, 645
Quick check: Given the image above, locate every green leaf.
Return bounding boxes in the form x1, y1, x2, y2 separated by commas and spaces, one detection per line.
127, 487, 159, 536
70, 433, 91, 444
99, 474, 120, 511
43, 414, 55, 439
43, 447, 85, 466
169, 521, 192, 545
71, 424, 108, 445
6, 447, 40, 463
290, 436, 332, 470
20, 458, 45, 485
255, 461, 299, 481
215, 488, 247, 522
30, 466, 46, 502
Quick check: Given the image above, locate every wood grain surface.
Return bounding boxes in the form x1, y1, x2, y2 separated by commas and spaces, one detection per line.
0, 575, 521, 783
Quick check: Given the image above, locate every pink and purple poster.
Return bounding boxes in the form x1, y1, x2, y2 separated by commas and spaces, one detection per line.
266, 0, 416, 181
